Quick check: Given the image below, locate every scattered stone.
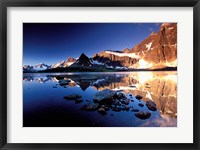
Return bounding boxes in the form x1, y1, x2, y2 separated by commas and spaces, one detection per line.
104, 107, 110, 111
129, 94, 132, 97
131, 109, 139, 112
135, 95, 143, 100
75, 99, 83, 104
98, 108, 107, 115
113, 100, 120, 105
113, 107, 121, 112
146, 100, 157, 111
64, 94, 82, 100
131, 100, 134, 102
59, 79, 71, 85
93, 89, 117, 103
138, 103, 144, 107
135, 111, 151, 120
117, 93, 126, 99
124, 105, 129, 111
122, 99, 130, 105
81, 103, 99, 111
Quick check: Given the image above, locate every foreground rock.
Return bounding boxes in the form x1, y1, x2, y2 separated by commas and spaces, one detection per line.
146, 100, 157, 111
93, 89, 117, 103
135, 111, 151, 120
98, 108, 107, 115
135, 95, 143, 100
117, 93, 126, 99
81, 103, 99, 111
64, 94, 82, 100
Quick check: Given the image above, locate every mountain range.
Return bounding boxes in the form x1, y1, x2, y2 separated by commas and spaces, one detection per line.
23, 23, 177, 73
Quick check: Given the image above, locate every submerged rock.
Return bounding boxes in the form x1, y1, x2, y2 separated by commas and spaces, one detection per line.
81, 103, 99, 111
146, 100, 157, 111
135, 111, 151, 120
135, 95, 143, 100
64, 94, 82, 100
93, 89, 117, 103
138, 103, 144, 107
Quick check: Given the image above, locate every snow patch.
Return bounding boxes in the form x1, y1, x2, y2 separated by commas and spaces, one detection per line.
92, 60, 105, 65
115, 66, 128, 70
105, 51, 140, 59
145, 42, 153, 51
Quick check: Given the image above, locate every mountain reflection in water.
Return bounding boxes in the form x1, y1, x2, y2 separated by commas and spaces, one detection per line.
23, 71, 177, 127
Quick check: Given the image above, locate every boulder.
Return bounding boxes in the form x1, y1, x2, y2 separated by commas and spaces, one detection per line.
81, 103, 99, 111
146, 100, 157, 111
121, 99, 130, 105
135, 111, 151, 120
98, 108, 107, 115
135, 95, 143, 100
138, 103, 144, 107
93, 89, 117, 103
117, 93, 126, 99
64, 94, 82, 100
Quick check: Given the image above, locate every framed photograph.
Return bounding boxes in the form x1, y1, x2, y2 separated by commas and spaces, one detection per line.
0, 0, 199, 150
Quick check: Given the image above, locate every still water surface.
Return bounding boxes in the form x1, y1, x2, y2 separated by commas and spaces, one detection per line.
23, 71, 177, 127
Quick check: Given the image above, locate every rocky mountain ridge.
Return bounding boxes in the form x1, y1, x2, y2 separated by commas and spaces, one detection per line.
23, 23, 177, 72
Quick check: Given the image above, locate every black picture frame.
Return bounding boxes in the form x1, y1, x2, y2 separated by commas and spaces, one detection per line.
0, 0, 199, 150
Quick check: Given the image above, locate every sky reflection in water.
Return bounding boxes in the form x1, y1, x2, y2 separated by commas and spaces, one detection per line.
23, 71, 177, 127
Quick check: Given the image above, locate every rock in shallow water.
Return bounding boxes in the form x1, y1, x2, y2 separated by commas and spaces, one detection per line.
93, 89, 117, 103
117, 93, 126, 99
64, 94, 82, 100
135, 111, 151, 120
81, 103, 99, 111
98, 108, 107, 115
146, 100, 157, 111
138, 103, 144, 107
135, 95, 143, 100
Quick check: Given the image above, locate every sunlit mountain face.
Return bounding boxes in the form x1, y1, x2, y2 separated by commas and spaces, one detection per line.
23, 71, 177, 127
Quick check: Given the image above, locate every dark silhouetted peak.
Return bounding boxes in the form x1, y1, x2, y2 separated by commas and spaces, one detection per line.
71, 53, 93, 67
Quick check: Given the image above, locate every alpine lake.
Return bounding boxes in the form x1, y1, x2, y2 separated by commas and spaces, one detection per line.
23, 71, 177, 127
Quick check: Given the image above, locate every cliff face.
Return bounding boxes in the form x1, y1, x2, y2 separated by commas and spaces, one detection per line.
129, 23, 177, 68
93, 23, 177, 69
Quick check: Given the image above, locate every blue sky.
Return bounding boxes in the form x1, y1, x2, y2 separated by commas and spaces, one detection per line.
23, 23, 161, 65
